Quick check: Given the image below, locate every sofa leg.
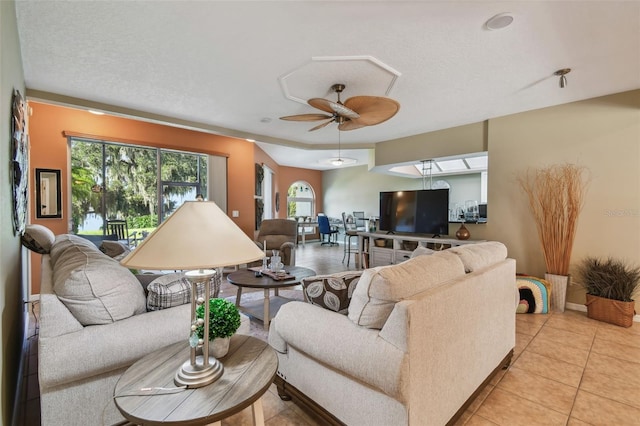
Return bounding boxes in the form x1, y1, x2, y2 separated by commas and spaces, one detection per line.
501, 349, 514, 370
274, 375, 292, 401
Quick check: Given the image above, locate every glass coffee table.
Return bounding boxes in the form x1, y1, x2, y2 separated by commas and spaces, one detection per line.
227, 266, 316, 330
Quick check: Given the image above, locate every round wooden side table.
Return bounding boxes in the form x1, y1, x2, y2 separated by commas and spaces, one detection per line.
114, 334, 277, 425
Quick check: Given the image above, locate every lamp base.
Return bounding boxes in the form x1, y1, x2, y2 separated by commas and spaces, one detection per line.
174, 355, 224, 389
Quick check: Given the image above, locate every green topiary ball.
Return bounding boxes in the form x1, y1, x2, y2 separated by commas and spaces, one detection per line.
195, 298, 241, 340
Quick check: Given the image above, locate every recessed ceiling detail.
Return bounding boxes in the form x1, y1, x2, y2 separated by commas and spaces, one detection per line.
279, 56, 401, 105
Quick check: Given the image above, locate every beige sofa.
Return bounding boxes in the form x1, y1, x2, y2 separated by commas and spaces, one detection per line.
269, 241, 516, 426
37, 234, 248, 426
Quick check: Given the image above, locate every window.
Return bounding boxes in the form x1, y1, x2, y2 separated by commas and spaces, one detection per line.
287, 181, 315, 220
70, 138, 207, 235
263, 165, 274, 220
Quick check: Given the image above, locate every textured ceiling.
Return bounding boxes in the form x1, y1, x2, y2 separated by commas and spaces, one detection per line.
15, 1, 640, 170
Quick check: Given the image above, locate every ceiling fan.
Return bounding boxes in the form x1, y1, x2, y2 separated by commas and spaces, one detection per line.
280, 83, 400, 131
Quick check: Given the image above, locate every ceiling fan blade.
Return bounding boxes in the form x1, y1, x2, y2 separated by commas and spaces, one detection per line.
344, 96, 400, 126
309, 98, 360, 119
307, 98, 335, 114
309, 119, 335, 131
338, 119, 367, 131
279, 113, 333, 122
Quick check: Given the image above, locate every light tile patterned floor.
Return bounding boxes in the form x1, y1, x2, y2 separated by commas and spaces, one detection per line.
18, 241, 640, 425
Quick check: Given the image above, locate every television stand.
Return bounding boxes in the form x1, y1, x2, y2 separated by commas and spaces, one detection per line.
358, 231, 485, 268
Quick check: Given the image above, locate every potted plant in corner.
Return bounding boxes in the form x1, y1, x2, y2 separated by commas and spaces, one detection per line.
196, 298, 241, 358
577, 257, 640, 327
518, 163, 589, 312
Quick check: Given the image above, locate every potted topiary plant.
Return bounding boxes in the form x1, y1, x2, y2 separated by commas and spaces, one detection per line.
196, 298, 241, 357
577, 256, 640, 327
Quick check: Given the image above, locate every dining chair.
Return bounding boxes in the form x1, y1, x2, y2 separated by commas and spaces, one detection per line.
341, 212, 359, 266
352, 211, 366, 231
317, 215, 338, 246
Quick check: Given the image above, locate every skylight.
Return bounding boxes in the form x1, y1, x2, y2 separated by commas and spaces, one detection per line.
413, 152, 488, 176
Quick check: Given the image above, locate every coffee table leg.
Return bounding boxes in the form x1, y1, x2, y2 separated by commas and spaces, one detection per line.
251, 397, 265, 426
235, 286, 243, 307
263, 289, 270, 330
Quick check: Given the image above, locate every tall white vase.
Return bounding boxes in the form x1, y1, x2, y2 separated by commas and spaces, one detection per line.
545, 273, 570, 313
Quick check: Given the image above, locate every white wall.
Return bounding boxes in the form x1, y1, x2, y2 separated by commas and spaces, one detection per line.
1, 1, 27, 423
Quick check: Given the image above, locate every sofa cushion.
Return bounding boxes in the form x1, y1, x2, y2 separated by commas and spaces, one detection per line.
301, 271, 363, 314
50, 234, 146, 325
348, 251, 466, 329
147, 272, 205, 311
21, 224, 55, 254
448, 241, 508, 272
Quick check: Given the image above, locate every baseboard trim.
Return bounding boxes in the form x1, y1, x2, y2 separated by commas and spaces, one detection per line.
11, 309, 31, 426
565, 302, 640, 322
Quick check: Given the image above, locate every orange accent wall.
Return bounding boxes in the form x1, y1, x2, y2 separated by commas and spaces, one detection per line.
27, 101, 322, 294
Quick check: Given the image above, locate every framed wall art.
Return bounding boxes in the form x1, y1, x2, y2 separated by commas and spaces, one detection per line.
11, 89, 28, 235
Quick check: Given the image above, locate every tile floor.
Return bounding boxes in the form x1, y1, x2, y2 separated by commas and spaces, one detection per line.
16, 241, 640, 425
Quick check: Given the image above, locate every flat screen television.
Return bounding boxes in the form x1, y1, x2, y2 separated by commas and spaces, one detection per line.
379, 189, 449, 237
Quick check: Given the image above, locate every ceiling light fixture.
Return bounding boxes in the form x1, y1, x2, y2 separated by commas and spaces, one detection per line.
88, 110, 104, 115
485, 13, 514, 30
555, 68, 571, 88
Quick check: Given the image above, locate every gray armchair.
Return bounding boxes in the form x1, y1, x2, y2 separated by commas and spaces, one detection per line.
255, 219, 298, 266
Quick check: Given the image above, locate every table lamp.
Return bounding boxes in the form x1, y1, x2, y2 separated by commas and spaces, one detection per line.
120, 201, 264, 388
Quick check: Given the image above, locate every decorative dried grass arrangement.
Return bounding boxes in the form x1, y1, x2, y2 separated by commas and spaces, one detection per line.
517, 163, 589, 275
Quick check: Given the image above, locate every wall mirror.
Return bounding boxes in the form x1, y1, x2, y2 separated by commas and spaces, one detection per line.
35, 168, 62, 218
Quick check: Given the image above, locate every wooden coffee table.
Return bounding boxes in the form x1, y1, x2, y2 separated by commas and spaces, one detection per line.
227, 266, 316, 330
114, 334, 277, 425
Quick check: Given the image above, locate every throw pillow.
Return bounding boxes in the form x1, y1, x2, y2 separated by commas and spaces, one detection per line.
302, 271, 363, 314
99, 240, 130, 258
50, 234, 146, 325
448, 241, 508, 273
21, 224, 55, 254
99, 240, 129, 257
410, 246, 435, 259
146, 269, 222, 311
348, 251, 466, 329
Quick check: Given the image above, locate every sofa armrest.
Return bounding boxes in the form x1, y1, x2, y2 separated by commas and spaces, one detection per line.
269, 301, 407, 399
38, 304, 190, 390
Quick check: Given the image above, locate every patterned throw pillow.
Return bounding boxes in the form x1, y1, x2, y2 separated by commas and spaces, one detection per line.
146, 271, 221, 311
99, 240, 130, 259
21, 224, 55, 254
301, 271, 363, 314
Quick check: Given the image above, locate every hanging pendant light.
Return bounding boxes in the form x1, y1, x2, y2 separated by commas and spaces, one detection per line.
421, 159, 434, 189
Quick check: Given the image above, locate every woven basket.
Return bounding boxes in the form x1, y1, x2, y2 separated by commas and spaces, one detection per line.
374, 239, 386, 248
585, 294, 636, 328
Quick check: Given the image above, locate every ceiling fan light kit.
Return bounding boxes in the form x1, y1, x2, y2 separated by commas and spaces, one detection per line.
280, 83, 400, 132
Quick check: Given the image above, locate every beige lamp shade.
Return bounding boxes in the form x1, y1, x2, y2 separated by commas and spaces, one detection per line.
120, 201, 264, 270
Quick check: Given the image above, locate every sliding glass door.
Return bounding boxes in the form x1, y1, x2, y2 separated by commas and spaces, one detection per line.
70, 138, 207, 236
